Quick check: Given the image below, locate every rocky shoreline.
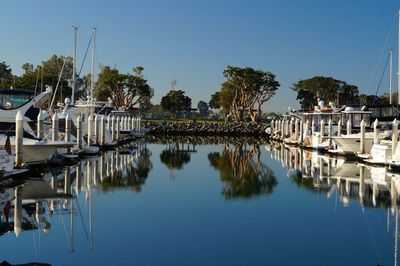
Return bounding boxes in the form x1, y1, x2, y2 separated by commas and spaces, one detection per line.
143, 121, 269, 137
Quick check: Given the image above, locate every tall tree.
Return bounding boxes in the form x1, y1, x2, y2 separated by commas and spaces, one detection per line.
197, 100, 209, 117
291, 76, 359, 109
0, 61, 13, 88
95, 65, 153, 110
160, 90, 192, 117
217, 66, 280, 122
209, 91, 221, 109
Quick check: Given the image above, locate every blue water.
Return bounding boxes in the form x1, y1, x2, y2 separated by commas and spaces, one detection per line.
0, 141, 397, 266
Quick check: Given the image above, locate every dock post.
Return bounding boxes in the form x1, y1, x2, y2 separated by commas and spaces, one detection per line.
15, 111, 23, 167
116, 116, 120, 140
65, 113, 71, 142
373, 119, 379, 144
392, 119, 399, 157
271, 119, 275, 134
346, 119, 352, 135
77, 115, 82, 150
127, 116, 131, 130
284, 119, 288, 137
360, 119, 365, 154
100, 115, 105, 145
87, 114, 93, 145
121, 116, 125, 130
294, 119, 299, 141
337, 119, 341, 136
37, 110, 44, 139
320, 119, 325, 143
359, 165, 365, 201
311, 118, 315, 136
111, 116, 116, 141
138, 117, 141, 133
107, 115, 111, 132
14, 187, 22, 237
328, 118, 332, 147
94, 115, 99, 145
300, 119, 304, 144
289, 118, 293, 139
52, 111, 59, 141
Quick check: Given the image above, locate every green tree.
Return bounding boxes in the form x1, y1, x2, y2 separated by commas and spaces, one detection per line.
95, 65, 153, 110
160, 90, 192, 117
218, 66, 280, 122
291, 76, 359, 109
209, 91, 221, 109
197, 100, 209, 117
0, 61, 13, 88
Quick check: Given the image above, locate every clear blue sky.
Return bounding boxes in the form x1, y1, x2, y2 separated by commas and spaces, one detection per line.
1, 0, 400, 112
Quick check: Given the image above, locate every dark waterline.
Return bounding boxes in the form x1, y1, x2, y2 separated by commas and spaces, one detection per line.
0, 140, 397, 266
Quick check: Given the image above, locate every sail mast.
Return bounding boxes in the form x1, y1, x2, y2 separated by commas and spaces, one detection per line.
398, 9, 400, 105
91, 27, 97, 100
72, 26, 78, 105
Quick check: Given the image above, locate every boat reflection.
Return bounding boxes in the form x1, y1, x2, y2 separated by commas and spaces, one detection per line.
267, 141, 400, 265
209, 143, 277, 199
0, 141, 150, 253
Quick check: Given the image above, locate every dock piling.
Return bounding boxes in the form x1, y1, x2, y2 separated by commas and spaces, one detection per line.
360, 119, 365, 154
77, 115, 82, 150
52, 111, 59, 141
37, 110, 44, 139
15, 111, 23, 166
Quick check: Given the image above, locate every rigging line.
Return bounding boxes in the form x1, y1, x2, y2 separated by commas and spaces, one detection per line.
32, 222, 38, 259
59, 202, 71, 245
361, 206, 383, 263
75, 195, 89, 240
49, 55, 70, 110
34, 68, 40, 96
49, 33, 73, 110
366, 11, 397, 96
373, 52, 391, 104
78, 35, 93, 77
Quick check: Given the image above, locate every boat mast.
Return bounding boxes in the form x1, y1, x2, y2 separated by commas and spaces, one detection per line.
90, 27, 97, 100
390, 49, 393, 104
72, 26, 78, 105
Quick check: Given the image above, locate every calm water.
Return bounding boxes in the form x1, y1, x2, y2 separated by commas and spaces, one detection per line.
0, 139, 398, 265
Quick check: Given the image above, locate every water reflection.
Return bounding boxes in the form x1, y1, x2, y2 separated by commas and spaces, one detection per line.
267, 141, 400, 265
209, 143, 277, 199
0, 141, 150, 254
160, 143, 196, 170
101, 143, 153, 192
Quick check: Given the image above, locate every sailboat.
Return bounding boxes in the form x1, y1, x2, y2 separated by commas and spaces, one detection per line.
58, 27, 117, 152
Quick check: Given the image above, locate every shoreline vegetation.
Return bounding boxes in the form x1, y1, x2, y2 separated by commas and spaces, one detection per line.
143, 120, 269, 137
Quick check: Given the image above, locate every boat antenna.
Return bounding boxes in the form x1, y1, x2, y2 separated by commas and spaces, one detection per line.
90, 27, 97, 100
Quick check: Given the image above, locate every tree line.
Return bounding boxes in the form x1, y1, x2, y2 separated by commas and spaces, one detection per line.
0, 56, 389, 122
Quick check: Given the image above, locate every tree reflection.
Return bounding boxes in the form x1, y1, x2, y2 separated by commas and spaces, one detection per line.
209, 144, 277, 199
160, 143, 195, 170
